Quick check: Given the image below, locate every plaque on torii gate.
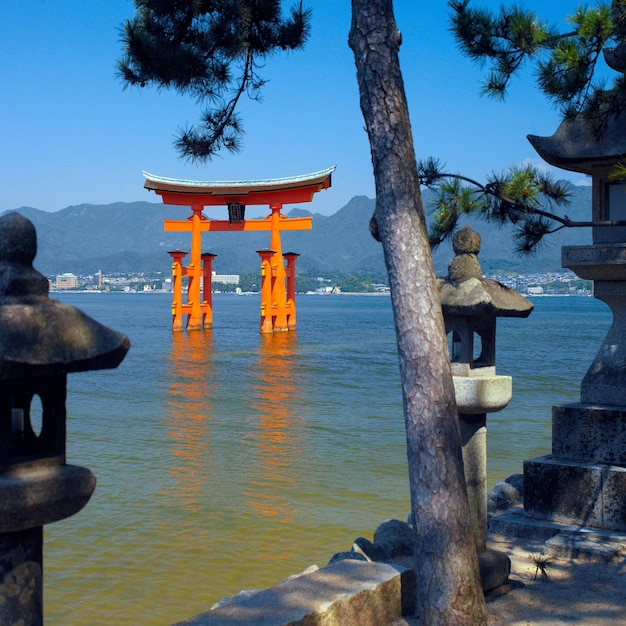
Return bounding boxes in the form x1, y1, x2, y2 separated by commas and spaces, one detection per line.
143, 167, 335, 332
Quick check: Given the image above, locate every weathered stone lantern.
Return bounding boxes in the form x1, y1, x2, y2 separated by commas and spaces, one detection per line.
438, 226, 533, 591
523, 100, 626, 532
0, 212, 130, 624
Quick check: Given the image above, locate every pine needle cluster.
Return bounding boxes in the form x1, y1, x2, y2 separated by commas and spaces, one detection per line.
449, 0, 625, 130
117, 1, 311, 161
419, 158, 572, 255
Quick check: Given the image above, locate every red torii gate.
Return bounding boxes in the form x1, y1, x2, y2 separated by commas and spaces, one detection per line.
143, 167, 335, 332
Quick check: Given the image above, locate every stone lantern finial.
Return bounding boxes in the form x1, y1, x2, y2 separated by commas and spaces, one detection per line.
448, 225, 482, 283
0, 212, 49, 298
440, 225, 533, 319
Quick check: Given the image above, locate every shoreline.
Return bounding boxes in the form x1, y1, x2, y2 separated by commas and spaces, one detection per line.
51, 290, 591, 298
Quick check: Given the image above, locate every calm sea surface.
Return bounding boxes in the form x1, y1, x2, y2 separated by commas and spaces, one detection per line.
45, 292, 610, 625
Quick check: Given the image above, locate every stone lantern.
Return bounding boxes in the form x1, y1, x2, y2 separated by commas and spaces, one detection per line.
522, 102, 626, 532
438, 226, 533, 591
0, 212, 130, 625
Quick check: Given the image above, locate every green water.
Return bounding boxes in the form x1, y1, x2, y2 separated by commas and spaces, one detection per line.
42, 293, 609, 624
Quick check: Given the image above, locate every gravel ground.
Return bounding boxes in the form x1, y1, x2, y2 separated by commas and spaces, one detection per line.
388, 536, 626, 625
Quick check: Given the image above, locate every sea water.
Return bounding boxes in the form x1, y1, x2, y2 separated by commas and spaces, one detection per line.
43, 293, 609, 624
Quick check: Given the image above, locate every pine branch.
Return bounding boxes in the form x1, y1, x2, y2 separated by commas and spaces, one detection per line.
418, 159, 577, 254
448, 0, 623, 124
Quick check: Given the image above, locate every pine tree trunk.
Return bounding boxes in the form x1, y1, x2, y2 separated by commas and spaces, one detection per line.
349, 2, 488, 624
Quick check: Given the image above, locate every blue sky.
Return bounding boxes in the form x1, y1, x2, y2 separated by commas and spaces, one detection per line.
1, 1, 589, 217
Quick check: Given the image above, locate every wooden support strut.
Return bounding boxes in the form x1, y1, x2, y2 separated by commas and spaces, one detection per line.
201, 253, 217, 329
283, 252, 300, 331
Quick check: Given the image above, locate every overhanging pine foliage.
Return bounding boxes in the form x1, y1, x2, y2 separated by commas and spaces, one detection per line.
117, 0, 311, 160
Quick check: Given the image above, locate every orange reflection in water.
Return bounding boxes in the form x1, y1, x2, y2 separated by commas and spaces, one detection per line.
164, 331, 215, 513
245, 332, 303, 525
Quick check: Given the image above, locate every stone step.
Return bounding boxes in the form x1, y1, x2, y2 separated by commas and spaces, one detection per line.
489, 506, 626, 562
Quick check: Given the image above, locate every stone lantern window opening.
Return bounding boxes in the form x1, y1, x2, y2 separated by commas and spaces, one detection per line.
445, 315, 496, 374
29, 394, 44, 438
1, 375, 67, 469
448, 330, 464, 363
608, 181, 626, 221
586, 167, 626, 243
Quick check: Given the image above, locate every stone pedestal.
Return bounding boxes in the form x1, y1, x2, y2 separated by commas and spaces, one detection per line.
455, 372, 513, 591
459, 413, 488, 553
0, 465, 96, 625
524, 404, 626, 532
522, 244, 626, 533
552, 403, 626, 465
456, 373, 512, 554
0, 527, 43, 626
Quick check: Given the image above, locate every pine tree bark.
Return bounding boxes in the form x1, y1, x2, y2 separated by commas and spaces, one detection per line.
349, 2, 488, 624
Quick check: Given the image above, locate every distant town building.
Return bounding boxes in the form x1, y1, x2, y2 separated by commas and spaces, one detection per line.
526, 286, 544, 295
55, 273, 78, 289
212, 272, 239, 285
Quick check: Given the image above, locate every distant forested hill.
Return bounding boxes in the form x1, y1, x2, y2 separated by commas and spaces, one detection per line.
7, 182, 592, 278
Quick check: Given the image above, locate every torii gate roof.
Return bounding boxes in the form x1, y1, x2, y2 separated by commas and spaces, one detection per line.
143, 166, 335, 207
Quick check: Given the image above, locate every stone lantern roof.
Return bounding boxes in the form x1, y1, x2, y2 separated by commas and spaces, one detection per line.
527, 25, 626, 175
0, 212, 130, 379
527, 113, 626, 175
437, 226, 533, 319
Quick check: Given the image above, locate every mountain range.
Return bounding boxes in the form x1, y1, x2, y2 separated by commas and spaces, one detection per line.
8, 182, 593, 279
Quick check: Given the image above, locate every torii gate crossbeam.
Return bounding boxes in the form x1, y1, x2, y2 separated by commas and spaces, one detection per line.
143, 167, 335, 333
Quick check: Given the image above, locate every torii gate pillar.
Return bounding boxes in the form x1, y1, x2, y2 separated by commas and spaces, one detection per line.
257, 248, 276, 334
256, 245, 299, 333
167, 248, 216, 330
